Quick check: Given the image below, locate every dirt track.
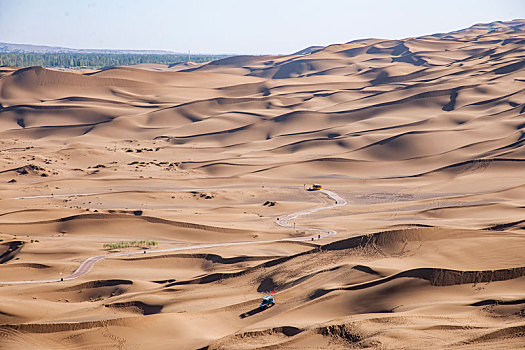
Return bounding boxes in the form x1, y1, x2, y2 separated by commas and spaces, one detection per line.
0, 187, 346, 285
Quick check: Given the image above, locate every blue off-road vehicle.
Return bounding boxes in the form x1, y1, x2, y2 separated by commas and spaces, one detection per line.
259, 295, 275, 309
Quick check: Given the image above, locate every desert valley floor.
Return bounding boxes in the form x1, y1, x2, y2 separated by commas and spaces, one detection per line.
0, 20, 525, 349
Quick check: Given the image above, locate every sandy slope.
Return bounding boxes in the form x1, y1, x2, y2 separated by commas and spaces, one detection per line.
0, 20, 524, 349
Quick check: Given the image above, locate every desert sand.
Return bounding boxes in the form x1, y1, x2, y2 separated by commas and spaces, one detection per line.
0, 19, 524, 349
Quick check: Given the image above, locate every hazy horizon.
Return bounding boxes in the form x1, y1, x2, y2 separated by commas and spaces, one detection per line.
0, 0, 524, 55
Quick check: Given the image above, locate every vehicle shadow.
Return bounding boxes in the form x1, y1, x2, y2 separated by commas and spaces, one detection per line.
239, 307, 265, 319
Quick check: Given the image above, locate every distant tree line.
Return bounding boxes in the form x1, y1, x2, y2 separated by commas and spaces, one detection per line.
0, 52, 228, 68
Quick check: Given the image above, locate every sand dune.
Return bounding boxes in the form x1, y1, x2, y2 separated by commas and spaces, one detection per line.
0, 20, 525, 349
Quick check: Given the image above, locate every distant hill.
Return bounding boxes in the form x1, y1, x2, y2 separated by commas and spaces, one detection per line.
0, 42, 182, 55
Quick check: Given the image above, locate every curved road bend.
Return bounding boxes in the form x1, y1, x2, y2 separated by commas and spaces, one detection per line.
0, 188, 347, 285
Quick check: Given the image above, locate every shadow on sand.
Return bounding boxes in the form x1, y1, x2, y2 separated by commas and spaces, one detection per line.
239, 307, 266, 319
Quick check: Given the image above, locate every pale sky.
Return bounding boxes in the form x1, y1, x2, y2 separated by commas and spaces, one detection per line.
0, 0, 523, 54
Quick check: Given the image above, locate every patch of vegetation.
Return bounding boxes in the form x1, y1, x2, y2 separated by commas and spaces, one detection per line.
0, 52, 228, 68
103, 240, 158, 250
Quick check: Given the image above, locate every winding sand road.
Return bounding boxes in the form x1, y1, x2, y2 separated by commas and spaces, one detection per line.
0, 187, 346, 285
